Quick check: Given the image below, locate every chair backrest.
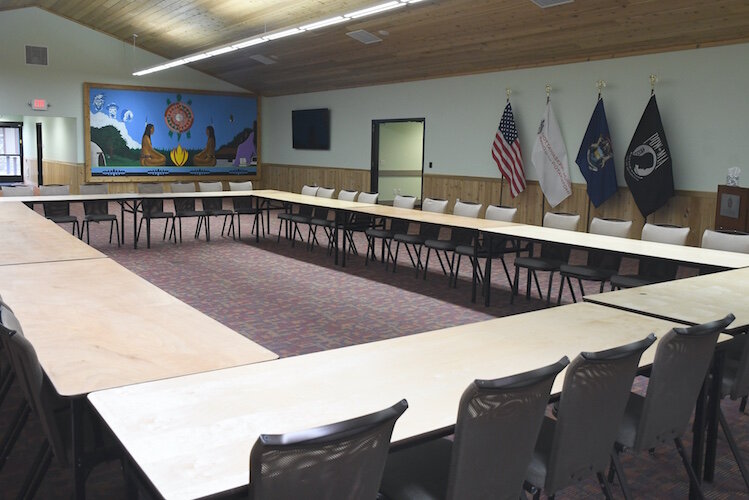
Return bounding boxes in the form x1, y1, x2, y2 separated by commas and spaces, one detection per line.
393, 195, 416, 209
2, 308, 69, 467
1, 185, 34, 197
357, 192, 379, 204
138, 183, 165, 214
485, 205, 517, 222
198, 181, 224, 193
229, 181, 253, 192
544, 334, 656, 494
641, 223, 689, 245
589, 218, 632, 238
137, 183, 164, 194
249, 400, 408, 499
300, 185, 319, 197
630, 314, 733, 451
79, 184, 110, 215
453, 200, 482, 219
543, 212, 580, 231
422, 197, 448, 214
39, 185, 71, 217
316, 187, 335, 199
701, 229, 749, 253
447, 358, 569, 500
338, 189, 358, 202
170, 182, 195, 193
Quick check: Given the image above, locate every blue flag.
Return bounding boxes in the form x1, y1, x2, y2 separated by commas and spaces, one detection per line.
576, 98, 617, 207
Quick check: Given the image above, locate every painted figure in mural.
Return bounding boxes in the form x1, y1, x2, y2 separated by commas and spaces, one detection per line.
140, 123, 167, 166
193, 126, 217, 166
233, 120, 257, 166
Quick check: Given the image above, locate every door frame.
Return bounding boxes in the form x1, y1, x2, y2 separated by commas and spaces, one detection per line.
0, 121, 24, 184
370, 118, 425, 202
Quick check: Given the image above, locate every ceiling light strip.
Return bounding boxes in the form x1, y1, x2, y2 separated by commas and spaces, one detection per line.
133, 0, 426, 76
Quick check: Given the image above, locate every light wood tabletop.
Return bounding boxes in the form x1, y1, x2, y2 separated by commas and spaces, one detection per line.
350, 203, 521, 230
585, 268, 749, 333
88, 302, 692, 500
0, 202, 106, 266
484, 224, 749, 269
0, 258, 277, 397
249, 189, 375, 210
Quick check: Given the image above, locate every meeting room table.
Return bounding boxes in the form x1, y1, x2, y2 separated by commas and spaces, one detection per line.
87, 302, 719, 500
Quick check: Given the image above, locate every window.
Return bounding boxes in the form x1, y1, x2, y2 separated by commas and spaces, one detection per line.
0, 122, 23, 182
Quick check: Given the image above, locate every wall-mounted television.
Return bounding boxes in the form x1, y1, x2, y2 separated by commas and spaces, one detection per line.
292, 108, 330, 150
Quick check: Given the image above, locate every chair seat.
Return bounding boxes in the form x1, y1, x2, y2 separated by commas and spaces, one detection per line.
47, 215, 78, 224
616, 393, 646, 450
515, 256, 563, 271
365, 228, 393, 239
393, 233, 425, 245
143, 211, 174, 219
559, 264, 615, 281
84, 213, 116, 222
278, 212, 294, 220
610, 274, 660, 289
380, 438, 451, 500
289, 214, 312, 224
454, 244, 489, 257
234, 207, 261, 215
206, 209, 233, 216
309, 218, 334, 227
424, 239, 457, 251
175, 210, 207, 218
526, 416, 555, 489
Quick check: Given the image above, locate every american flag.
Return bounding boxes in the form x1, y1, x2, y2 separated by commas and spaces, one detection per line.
491, 102, 526, 197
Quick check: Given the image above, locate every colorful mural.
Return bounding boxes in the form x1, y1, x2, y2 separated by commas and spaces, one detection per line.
85, 84, 258, 177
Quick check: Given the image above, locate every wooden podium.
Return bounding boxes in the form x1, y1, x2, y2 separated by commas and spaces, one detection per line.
715, 185, 749, 232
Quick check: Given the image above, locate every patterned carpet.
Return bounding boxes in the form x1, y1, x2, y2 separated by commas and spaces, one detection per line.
0, 201, 747, 498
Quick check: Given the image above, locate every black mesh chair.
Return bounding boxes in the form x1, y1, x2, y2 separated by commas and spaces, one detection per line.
301, 187, 335, 251
421, 200, 482, 282
365, 195, 416, 269
556, 218, 632, 304
225, 181, 264, 240
79, 184, 120, 246
0, 307, 120, 498
512, 212, 580, 306
380, 358, 568, 500
308, 189, 358, 254
0, 301, 29, 474
277, 185, 319, 245
39, 185, 79, 236
392, 198, 448, 276
524, 334, 657, 499
198, 182, 234, 241
169, 182, 208, 243
717, 331, 749, 490
136, 183, 175, 248
608, 314, 736, 498
249, 399, 408, 499
344, 191, 379, 256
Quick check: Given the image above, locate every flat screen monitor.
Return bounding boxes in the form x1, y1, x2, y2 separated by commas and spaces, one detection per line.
292, 108, 330, 150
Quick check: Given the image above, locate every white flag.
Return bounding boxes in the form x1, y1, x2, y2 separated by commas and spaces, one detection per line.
532, 102, 572, 207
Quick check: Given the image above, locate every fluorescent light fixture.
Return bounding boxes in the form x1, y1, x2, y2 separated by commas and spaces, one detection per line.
206, 46, 238, 57
232, 38, 267, 49
299, 16, 348, 31
183, 53, 210, 63
263, 28, 303, 41
134, 0, 429, 76
345, 1, 405, 19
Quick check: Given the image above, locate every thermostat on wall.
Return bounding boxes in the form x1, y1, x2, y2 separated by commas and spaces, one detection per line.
30, 98, 48, 111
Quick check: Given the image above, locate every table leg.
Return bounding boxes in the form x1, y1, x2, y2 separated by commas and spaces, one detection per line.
689, 374, 708, 500
132, 200, 140, 250
119, 202, 126, 245
471, 231, 478, 303
255, 196, 260, 243
341, 211, 348, 268
484, 232, 493, 307
71, 397, 86, 500
704, 348, 726, 482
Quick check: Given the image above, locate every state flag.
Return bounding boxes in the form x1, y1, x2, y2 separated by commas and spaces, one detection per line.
576, 97, 617, 207
532, 102, 572, 207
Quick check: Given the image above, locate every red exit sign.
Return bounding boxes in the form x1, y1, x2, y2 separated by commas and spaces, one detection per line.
31, 99, 48, 110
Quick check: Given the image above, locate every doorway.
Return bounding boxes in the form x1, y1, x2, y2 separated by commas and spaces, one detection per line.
371, 118, 425, 203
0, 122, 24, 183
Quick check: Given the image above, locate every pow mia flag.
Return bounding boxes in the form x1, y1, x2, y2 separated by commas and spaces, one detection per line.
624, 95, 674, 217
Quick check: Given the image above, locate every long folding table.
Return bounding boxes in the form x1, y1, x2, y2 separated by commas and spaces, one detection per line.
88, 302, 698, 500
0, 257, 278, 498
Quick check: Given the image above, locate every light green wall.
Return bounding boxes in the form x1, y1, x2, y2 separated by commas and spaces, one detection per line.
262, 42, 749, 192
0, 7, 245, 165
379, 121, 424, 172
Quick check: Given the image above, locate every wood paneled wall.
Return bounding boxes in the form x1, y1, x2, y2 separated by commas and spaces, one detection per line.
261, 163, 370, 194
42, 161, 86, 194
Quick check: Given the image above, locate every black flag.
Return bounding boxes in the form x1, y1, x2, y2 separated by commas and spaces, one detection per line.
624, 95, 674, 217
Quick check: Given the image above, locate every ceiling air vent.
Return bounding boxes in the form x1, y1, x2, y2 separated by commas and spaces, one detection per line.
25, 45, 48, 66
530, 0, 574, 7
249, 54, 277, 65
346, 30, 382, 45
